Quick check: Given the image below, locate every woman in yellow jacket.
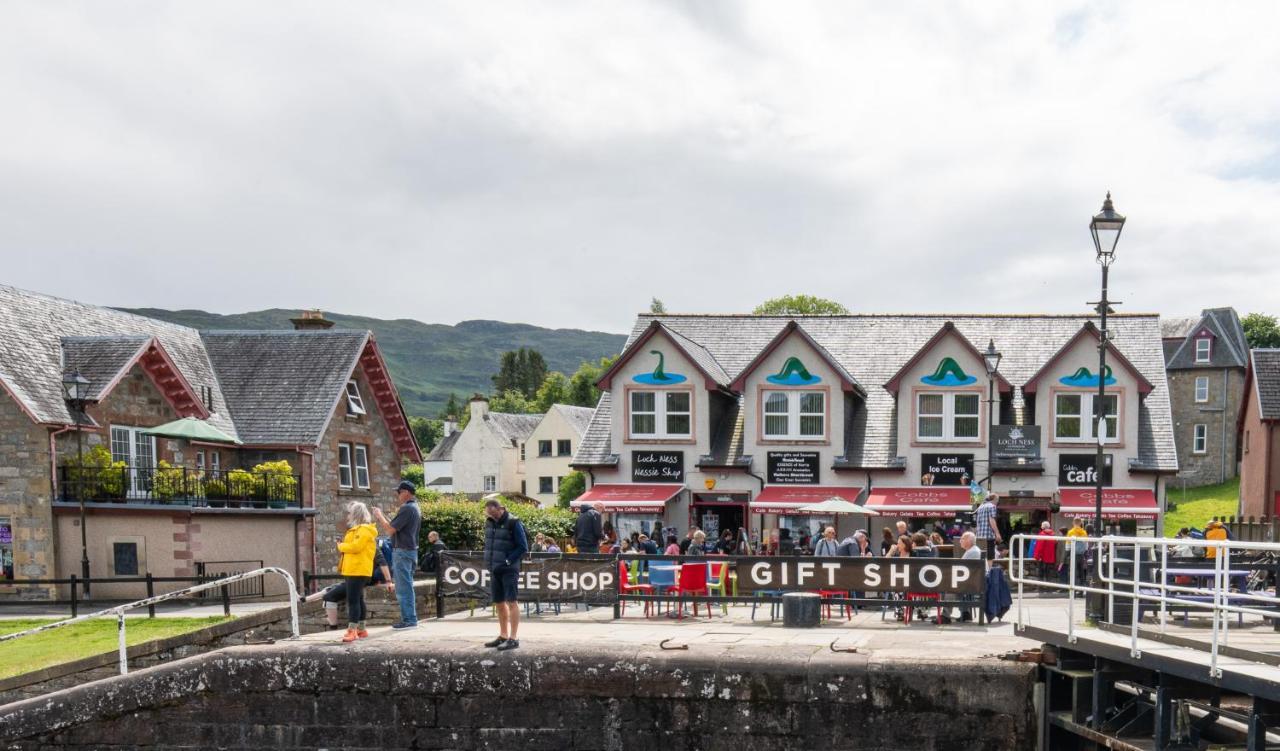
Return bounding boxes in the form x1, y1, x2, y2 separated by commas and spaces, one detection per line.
337, 501, 378, 643
1204, 520, 1228, 559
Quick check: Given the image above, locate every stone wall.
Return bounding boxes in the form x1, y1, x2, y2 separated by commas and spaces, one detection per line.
0, 388, 53, 597
0, 634, 1036, 750
1167, 367, 1244, 488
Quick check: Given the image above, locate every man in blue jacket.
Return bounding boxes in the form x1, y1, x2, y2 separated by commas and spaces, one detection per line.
482, 496, 528, 651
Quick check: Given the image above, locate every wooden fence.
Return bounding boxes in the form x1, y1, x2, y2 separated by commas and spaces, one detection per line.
1210, 515, 1280, 542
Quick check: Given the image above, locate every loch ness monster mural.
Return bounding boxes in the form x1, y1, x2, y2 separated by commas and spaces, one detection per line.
632, 350, 688, 385
766, 357, 822, 386
1059, 365, 1115, 387
919, 357, 977, 387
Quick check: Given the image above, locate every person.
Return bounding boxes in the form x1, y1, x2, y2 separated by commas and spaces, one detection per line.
910, 532, 936, 558
1033, 521, 1056, 580
888, 535, 913, 558
1171, 528, 1193, 558
544, 538, 561, 553
928, 531, 944, 549
563, 539, 578, 554
1066, 517, 1089, 580
895, 520, 910, 539
735, 527, 752, 555
619, 539, 632, 553
336, 501, 378, 643
574, 504, 603, 555
664, 535, 681, 556
372, 480, 422, 630
813, 526, 840, 557
1204, 519, 1228, 558
530, 532, 546, 553
679, 526, 699, 555
715, 530, 736, 555
838, 530, 872, 557
973, 493, 1001, 556
637, 533, 659, 555
318, 534, 392, 630
482, 497, 528, 651
687, 531, 707, 556
957, 531, 982, 621
880, 527, 896, 556
419, 530, 446, 574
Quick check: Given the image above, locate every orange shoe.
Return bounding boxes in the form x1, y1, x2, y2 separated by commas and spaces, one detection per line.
341, 628, 359, 643
356, 629, 369, 639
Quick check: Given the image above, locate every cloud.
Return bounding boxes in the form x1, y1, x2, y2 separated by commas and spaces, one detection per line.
0, 1, 1277, 332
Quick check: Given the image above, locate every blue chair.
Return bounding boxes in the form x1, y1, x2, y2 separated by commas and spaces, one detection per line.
648, 565, 678, 616
751, 589, 784, 621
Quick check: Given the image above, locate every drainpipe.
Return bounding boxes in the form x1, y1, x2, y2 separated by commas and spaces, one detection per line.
1220, 368, 1230, 485
296, 446, 317, 587
1153, 473, 1162, 537
1266, 423, 1275, 519
47, 425, 74, 589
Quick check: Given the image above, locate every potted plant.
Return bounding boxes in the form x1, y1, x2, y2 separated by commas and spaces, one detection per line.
227, 468, 255, 508
152, 460, 186, 504
204, 478, 228, 508
251, 460, 297, 509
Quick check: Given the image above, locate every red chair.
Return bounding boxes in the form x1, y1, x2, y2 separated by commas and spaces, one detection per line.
670, 563, 710, 619
618, 561, 654, 617
816, 590, 852, 621
904, 593, 942, 624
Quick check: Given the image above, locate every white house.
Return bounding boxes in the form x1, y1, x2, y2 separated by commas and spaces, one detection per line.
422, 419, 459, 493
524, 404, 595, 506
450, 396, 540, 496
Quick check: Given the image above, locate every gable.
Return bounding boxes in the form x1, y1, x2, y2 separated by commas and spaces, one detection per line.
1024, 323, 1153, 395
597, 322, 728, 391
884, 322, 1011, 394
729, 321, 861, 394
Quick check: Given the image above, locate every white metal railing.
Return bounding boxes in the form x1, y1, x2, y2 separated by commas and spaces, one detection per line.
1009, 533, 1280, 679
0, 567, 299, 675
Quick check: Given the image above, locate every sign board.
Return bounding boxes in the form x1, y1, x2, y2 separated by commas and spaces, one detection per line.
437, 553, 616, 605
631, 451, 684, 483
767, 452, 820, 484
1058, 454, 1113, 486
736, 557, 984, 595
992, 425, 1041, 461
920, 453, 974, 486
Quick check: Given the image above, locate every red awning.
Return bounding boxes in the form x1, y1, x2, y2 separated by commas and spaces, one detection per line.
1058, 488, 1159, 519
865, 487, 973, 518
574, 484, 683, 514
750, 486, 862, 515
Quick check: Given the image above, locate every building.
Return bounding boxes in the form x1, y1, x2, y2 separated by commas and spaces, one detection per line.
422, 420, 460, 493
450, 396, 540, 496
1238, 349, 1280, 518
523, 404, 595, 506
0, 286, 420, 598
1161, 308, 1249, 488
571, 313, 1178, 547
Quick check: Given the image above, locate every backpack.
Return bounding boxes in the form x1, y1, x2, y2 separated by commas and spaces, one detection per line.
371, 538, 394, 584
1188, 528, 1206, 558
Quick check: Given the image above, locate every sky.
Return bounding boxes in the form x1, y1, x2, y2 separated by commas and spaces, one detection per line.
1, 2, 1277, 334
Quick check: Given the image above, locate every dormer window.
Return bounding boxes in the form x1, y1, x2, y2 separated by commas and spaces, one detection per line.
345, 380, 366, 415
762, 390, 826, 440
916, 392, 980, 442
1195, 337, 1211, 363
629, 390, 691, 439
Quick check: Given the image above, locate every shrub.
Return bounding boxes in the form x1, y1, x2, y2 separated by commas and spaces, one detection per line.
248, 460, 298, 504
151, 460, 187, 500
63, 445, 127, 499
418, 496, 577, 551
401, 464, 425, 486
227, 469, 255, 499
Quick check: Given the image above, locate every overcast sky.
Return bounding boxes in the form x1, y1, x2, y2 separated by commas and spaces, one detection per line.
1, 2, 1277, 334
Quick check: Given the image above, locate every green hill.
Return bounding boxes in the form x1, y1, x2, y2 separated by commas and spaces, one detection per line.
118, 307, 626, 418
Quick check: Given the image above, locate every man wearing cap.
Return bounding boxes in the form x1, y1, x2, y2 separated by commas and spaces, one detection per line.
374, 480, 423, 629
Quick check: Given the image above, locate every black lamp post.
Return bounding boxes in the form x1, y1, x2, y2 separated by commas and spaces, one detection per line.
1087, 191, 1125, 622
982, 339, 1003, 493
62, 369, 92, 597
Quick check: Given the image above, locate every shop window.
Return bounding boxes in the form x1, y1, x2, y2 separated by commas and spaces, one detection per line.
538, 477, 553, 494
538, 440, 552, 457
557, 439, 572, 456
354, 445, 370, 489
0, 517, 12, 581
629, 390, 691, 439
1054, 393, 1118, 443
916, 392, 979, 442
345, 381, 367, 416
1194, 377, 1209, 403
1195, 338, 1211, 363
483, 475, 496, 492
763, 390, 825, 440
1193, 424, 1207, 454
338, 443, 353, 488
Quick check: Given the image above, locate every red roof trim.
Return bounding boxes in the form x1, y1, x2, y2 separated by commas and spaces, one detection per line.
357, 338, 423, 462
1022, 322, 1154, 395
97, 337, 210, 420
727, 321, 863, 394
596, 321, 726, 391
883, 322, 1013, 395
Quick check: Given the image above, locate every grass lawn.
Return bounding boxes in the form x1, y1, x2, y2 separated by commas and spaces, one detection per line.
0, 616, 229, 680
1163, 477, 1241, 536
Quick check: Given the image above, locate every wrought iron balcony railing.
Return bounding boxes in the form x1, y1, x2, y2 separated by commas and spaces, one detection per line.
57, 466, 303, 509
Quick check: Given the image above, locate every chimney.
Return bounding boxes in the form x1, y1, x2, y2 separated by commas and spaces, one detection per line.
469, 394, 490, 422
442, 418, 458, 437
290, 309, 335, 331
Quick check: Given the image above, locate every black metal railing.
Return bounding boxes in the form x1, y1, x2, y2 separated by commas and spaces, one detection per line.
196, 560, 265, 599
57, 466, 303, 509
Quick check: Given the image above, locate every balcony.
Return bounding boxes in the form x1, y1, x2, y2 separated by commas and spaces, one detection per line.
57, 466, 303, 509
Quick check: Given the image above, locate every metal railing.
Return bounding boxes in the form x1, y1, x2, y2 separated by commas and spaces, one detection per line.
57, 465, 303, 508
196, 560, 266, 599
1009, 533, 1280, 679
0, 567, 299, 675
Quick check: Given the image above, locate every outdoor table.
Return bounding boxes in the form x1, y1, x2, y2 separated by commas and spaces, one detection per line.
1156, 568, 1251, 625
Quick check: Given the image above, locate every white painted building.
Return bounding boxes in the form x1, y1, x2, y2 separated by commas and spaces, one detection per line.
524, 404, 594, 506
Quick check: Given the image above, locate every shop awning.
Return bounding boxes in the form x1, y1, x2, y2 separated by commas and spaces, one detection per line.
1057, 488, 1159, 519
751, 486, 863, 515
865, 487, 973, 518
574, 484, 683, 513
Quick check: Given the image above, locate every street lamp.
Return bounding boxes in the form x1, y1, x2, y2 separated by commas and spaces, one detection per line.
1088, 191, 1125, 622
982, 339, 1002, 492
62, 369, 92, 597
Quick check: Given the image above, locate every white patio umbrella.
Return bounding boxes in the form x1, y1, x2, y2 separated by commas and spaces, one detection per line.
796, 497, 880, 516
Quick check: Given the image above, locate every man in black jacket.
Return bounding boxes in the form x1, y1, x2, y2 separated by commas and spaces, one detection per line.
573, 504, 602, 553
483, 498, 528, 651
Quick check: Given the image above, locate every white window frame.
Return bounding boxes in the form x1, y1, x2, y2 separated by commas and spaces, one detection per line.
483, 475, 497, 492
1195, 338, 1211, 363
210, 451, 220, 473
519, 443, 526, 461
1192, 424, 1208, 454
762, 390, 827, 440
1053, 392, 1119, 443
1194, 376, 1209, 403
914, 392, 980, 443
354, 444, 370, 489
628, 389, 692, 439
337, 443, 353, 489
345, 380, 367, 416
195, 450, 205, 472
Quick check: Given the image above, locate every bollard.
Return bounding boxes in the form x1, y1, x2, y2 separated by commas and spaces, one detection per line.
782, 592, 821, 628
145, 573, 156, 618
220, 584, 231, 617
69, 575, 78, 618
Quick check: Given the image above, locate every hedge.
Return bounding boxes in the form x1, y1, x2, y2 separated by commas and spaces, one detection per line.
417, 495, 577, 551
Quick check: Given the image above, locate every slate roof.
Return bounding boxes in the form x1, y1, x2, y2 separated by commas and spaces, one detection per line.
1161, 317, 1199, 340
552, 404, 596, 438
572, 392, 616, 467
60, 336, 151, 400
484, 412, 542, 445
425, 430, 462, 462
200, 330, 369, 445
1165, 308, 1249, 370
573, 313, 1177, 472
0, 285, 237, 437
1251, 349, 1280, 421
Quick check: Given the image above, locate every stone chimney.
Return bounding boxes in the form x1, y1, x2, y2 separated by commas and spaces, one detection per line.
442, 418, 458, 437
469, 394, 490, 422
290, 309, 335, 330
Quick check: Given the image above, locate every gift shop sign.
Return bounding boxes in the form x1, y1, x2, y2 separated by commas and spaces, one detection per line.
737, 557, 983, 595
767, 452, 820, 484
631, 451, 684, 483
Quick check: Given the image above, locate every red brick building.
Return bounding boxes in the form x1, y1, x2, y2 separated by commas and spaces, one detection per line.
1238, 349, 1280, 518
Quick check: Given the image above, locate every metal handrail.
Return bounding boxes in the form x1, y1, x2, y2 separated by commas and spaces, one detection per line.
1009, 533, 1280, 679
0, 567, 299, 675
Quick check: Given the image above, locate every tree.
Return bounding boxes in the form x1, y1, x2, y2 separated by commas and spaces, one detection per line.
492, 348, 549, 399
1242, 313, 1280, 349
649, 297, 667, 314
753, 294, 849, 316
438, 393, 463, 421
401, 463, 425, 486
408, 416, 443, 454
534, 371, 570, 412
557, 471, 586, 509
566, 355, 617, 407
489, 389, 536, 414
